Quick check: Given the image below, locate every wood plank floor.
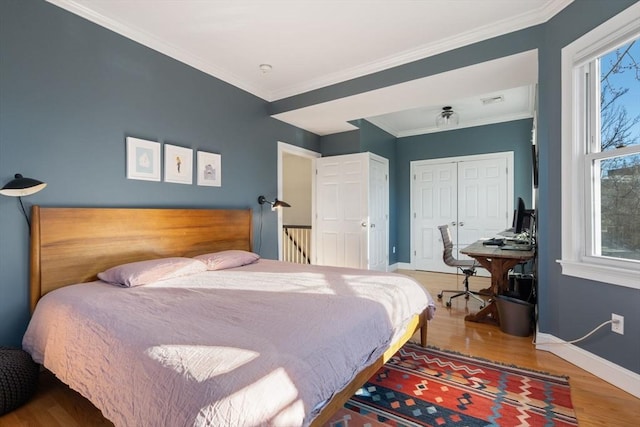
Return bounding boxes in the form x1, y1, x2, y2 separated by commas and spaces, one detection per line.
1, 270, 638, 426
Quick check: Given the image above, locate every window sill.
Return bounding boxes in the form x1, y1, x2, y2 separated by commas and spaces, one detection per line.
557, 259, 640, 290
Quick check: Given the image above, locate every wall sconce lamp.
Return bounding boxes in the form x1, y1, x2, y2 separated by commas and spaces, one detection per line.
255, 195, 290, 255
257, 195, 291, 209
0, 173, 47, 229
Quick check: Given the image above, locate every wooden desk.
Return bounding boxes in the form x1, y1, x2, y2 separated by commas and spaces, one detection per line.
460, 240, 535, 325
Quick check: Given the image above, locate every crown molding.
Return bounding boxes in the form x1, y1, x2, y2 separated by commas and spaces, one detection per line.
268, 0, 574, 100
47, 0, 572, 102
46, 0, 273, 100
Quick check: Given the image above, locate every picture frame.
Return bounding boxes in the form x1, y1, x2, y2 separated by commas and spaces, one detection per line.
126, 137, 161, 182
164, 144, 193, 184
197, 151, 221, 187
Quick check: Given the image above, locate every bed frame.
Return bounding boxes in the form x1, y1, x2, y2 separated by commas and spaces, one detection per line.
29, 205, 427, 426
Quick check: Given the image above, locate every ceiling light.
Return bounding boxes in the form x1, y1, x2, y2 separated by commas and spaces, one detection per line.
435, 106, 459, 128
259, 64, 273, 73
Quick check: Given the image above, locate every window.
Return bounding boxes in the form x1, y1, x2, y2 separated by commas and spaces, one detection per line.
560, 3, 640, 289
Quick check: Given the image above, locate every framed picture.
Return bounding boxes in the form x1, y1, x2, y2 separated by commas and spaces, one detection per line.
126, 137, 161, 181
197, 151, 221, 187
164, 144, 193, 184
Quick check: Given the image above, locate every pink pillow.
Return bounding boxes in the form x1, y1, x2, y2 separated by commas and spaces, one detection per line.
98, 257, 207, 287
194, 250, 260, 270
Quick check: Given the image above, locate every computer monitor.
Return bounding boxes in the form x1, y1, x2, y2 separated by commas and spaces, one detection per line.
514, 197, 527, 234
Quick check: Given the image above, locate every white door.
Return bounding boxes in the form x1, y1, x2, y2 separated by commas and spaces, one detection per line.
314, 152, 388, 269
368, 157, 389, 271
411, 152, 513, 273
411, 161, 458, 273
315, 153, 368, 268
457, 157, 510, 249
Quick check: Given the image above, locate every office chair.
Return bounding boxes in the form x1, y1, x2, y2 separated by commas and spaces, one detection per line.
436, 224, 486, 308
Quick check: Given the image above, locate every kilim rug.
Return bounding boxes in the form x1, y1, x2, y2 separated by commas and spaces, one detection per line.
325, 343, 578, 427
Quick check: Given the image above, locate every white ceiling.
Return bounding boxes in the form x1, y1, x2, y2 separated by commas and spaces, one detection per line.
47, 0, 572, 136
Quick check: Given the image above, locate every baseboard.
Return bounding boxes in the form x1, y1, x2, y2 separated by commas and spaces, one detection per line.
396, 262, 412, 270
536, 332, 640, 398
388, 262, 399, 272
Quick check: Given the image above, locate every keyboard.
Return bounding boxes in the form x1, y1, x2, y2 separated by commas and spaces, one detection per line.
482, 238, 505, 246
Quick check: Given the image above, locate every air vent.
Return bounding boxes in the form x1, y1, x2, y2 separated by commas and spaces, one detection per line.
481, 95, 504, 105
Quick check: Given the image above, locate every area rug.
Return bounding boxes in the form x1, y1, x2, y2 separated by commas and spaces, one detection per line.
325, 343, 578, 427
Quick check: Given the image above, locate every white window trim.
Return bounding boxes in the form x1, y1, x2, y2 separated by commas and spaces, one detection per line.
559, 2, 640, 290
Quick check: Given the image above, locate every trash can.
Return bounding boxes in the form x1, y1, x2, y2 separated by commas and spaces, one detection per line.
508, 273, 535, 303
496, 295, 534, 337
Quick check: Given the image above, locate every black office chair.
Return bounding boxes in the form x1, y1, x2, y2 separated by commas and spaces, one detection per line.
436, 224, 486, 308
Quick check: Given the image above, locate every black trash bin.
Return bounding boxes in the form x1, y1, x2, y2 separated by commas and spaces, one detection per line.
508, 273, 535, 303
496, 295, 534, 337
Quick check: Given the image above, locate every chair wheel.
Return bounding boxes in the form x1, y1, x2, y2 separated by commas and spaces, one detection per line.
479, 304, 485, 309
437, 293, 443, 299
465, 294, 470, 300
445, 301, 452, 308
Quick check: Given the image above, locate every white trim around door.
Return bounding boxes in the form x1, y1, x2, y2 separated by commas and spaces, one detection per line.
277, 141, 321, 261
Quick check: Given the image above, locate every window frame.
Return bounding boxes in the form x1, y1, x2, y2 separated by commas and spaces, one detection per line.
559, 2, 640, 290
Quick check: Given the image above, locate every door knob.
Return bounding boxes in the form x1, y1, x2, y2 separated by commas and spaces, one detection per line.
371, 223, 376, 228
459, 222, 465, 226
451, 221, 457, 226
361, 221, 367, 227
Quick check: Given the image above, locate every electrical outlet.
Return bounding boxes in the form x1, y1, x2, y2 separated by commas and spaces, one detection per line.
612, 313, 624, 335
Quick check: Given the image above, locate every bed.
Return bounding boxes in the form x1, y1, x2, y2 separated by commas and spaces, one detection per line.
22, 206, 435, 426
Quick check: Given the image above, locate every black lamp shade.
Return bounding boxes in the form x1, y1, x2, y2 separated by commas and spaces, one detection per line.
258, 195, 291, 208
0, 174, 47, 197
272, 199, 291, 208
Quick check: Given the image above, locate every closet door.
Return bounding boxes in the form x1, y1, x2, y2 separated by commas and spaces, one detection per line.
315, 153, 368, 268
314, 152, 389, 270
411, 152, 512, 273
411, 161, 458, 273
368, 156, 389, 271
457, 157, 510, 251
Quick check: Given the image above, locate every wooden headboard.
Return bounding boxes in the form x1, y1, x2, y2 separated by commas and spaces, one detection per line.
29, 206, 253, 312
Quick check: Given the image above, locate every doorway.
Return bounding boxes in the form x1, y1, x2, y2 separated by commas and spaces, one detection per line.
277, 142, 320, 261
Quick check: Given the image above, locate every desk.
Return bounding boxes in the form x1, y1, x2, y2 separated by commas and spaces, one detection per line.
460, 240, 535, 325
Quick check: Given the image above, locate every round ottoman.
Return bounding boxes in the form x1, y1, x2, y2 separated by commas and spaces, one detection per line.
0, 347, 39, 416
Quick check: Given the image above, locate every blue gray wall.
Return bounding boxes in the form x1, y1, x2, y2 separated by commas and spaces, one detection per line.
536, 0, 640, 373
319, 130, 360, 157
396, 119, 534, 262
285, 0, 640, 375
0, 0, 319, 345
2, 0, 638, 376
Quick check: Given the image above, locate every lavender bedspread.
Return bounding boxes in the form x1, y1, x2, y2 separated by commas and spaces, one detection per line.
23, 260, 435, 427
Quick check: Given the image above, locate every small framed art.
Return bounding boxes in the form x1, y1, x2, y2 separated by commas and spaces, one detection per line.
164, 144, 193, 184
197, 151, 221, 187
126, 137, 161, 182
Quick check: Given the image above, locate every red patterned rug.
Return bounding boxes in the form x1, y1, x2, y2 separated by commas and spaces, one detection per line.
325, 343, 578, 427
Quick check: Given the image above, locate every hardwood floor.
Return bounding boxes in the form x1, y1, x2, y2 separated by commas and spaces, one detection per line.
1, 270, 637, 426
